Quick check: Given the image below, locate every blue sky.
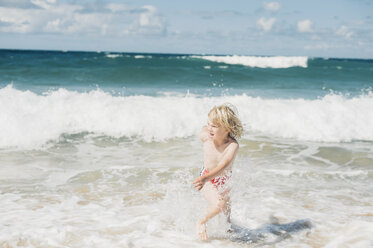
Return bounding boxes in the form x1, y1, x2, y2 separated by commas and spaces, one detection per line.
0, 0, 372, 58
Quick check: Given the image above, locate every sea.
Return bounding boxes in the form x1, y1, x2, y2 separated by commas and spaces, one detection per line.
0, 49, 372, 247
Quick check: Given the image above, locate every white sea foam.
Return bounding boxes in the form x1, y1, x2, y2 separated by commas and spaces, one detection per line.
134, 55, 152, 59
192, 55, 308, 68
1, 85, 373, 148
105, 54, 122, 58
1, 108, 372, 247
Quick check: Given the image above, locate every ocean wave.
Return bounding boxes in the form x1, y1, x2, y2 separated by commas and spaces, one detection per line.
134, 55, 152, 59
192, 55, 308, 68
1, 85, 373, 148
105, 54, 122, 59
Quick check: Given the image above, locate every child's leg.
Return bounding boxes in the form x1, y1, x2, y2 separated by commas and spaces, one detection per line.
221, 191, 231, 223
197, 183, 230, 240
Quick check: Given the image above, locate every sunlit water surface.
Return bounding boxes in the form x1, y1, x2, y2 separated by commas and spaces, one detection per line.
1, 134, 372, 247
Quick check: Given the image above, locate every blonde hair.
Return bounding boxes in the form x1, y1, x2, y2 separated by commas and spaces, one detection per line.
208, 103, 243, 139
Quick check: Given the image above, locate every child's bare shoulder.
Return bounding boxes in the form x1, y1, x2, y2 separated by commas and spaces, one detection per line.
225, 139, 239, 152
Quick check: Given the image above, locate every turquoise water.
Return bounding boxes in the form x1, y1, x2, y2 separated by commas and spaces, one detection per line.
1, 49, 372, 98
0, 49, 372, 247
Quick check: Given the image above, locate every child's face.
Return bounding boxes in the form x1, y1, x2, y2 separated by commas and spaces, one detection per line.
207, 120, 229, 140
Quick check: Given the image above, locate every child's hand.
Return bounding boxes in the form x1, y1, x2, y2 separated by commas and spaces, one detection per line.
192, 176, 206, 191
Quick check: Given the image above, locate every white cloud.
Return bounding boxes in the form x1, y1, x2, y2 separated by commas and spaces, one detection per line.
0, 0, 39, 9
264, 2, 281, 12
257, 17, 276, 32
125, 5, 166, 36
106, 3, 128, 12
0, 2, 166, 36
297, 19, 313, 33
139, 5, 157, 26
43, 12, 109, 34
0, 6, 43, 33
336, 25, 353, 39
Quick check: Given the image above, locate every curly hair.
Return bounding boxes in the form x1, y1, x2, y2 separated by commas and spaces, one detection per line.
208, 103, 243, 139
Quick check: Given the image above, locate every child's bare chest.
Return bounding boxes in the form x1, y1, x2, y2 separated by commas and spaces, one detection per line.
203, 141, 225, 166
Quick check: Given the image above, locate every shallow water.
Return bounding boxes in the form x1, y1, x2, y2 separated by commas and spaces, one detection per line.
1, 135, 372, 247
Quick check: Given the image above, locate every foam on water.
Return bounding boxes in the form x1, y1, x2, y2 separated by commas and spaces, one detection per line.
192, 55, 308, 68
134, 55, 152, 59
1, 85, 373, 148
0, 137, 372, 247
105, 54, 122, 59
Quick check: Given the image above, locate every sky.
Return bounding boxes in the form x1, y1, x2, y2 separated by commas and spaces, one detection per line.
0, 0, 372, 58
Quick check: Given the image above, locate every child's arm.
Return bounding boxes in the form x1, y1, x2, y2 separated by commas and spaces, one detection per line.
204, 142, 238, 180
193, 142, 238, 190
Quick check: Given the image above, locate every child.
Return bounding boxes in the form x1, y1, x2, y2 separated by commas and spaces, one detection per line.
192, 103, 243, 241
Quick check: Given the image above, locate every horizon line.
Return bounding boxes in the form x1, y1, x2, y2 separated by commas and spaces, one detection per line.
1, 48, 372, 60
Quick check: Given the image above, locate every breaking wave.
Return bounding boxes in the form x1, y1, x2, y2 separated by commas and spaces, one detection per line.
192, 55, 308, 68
1, 85, 373, 148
